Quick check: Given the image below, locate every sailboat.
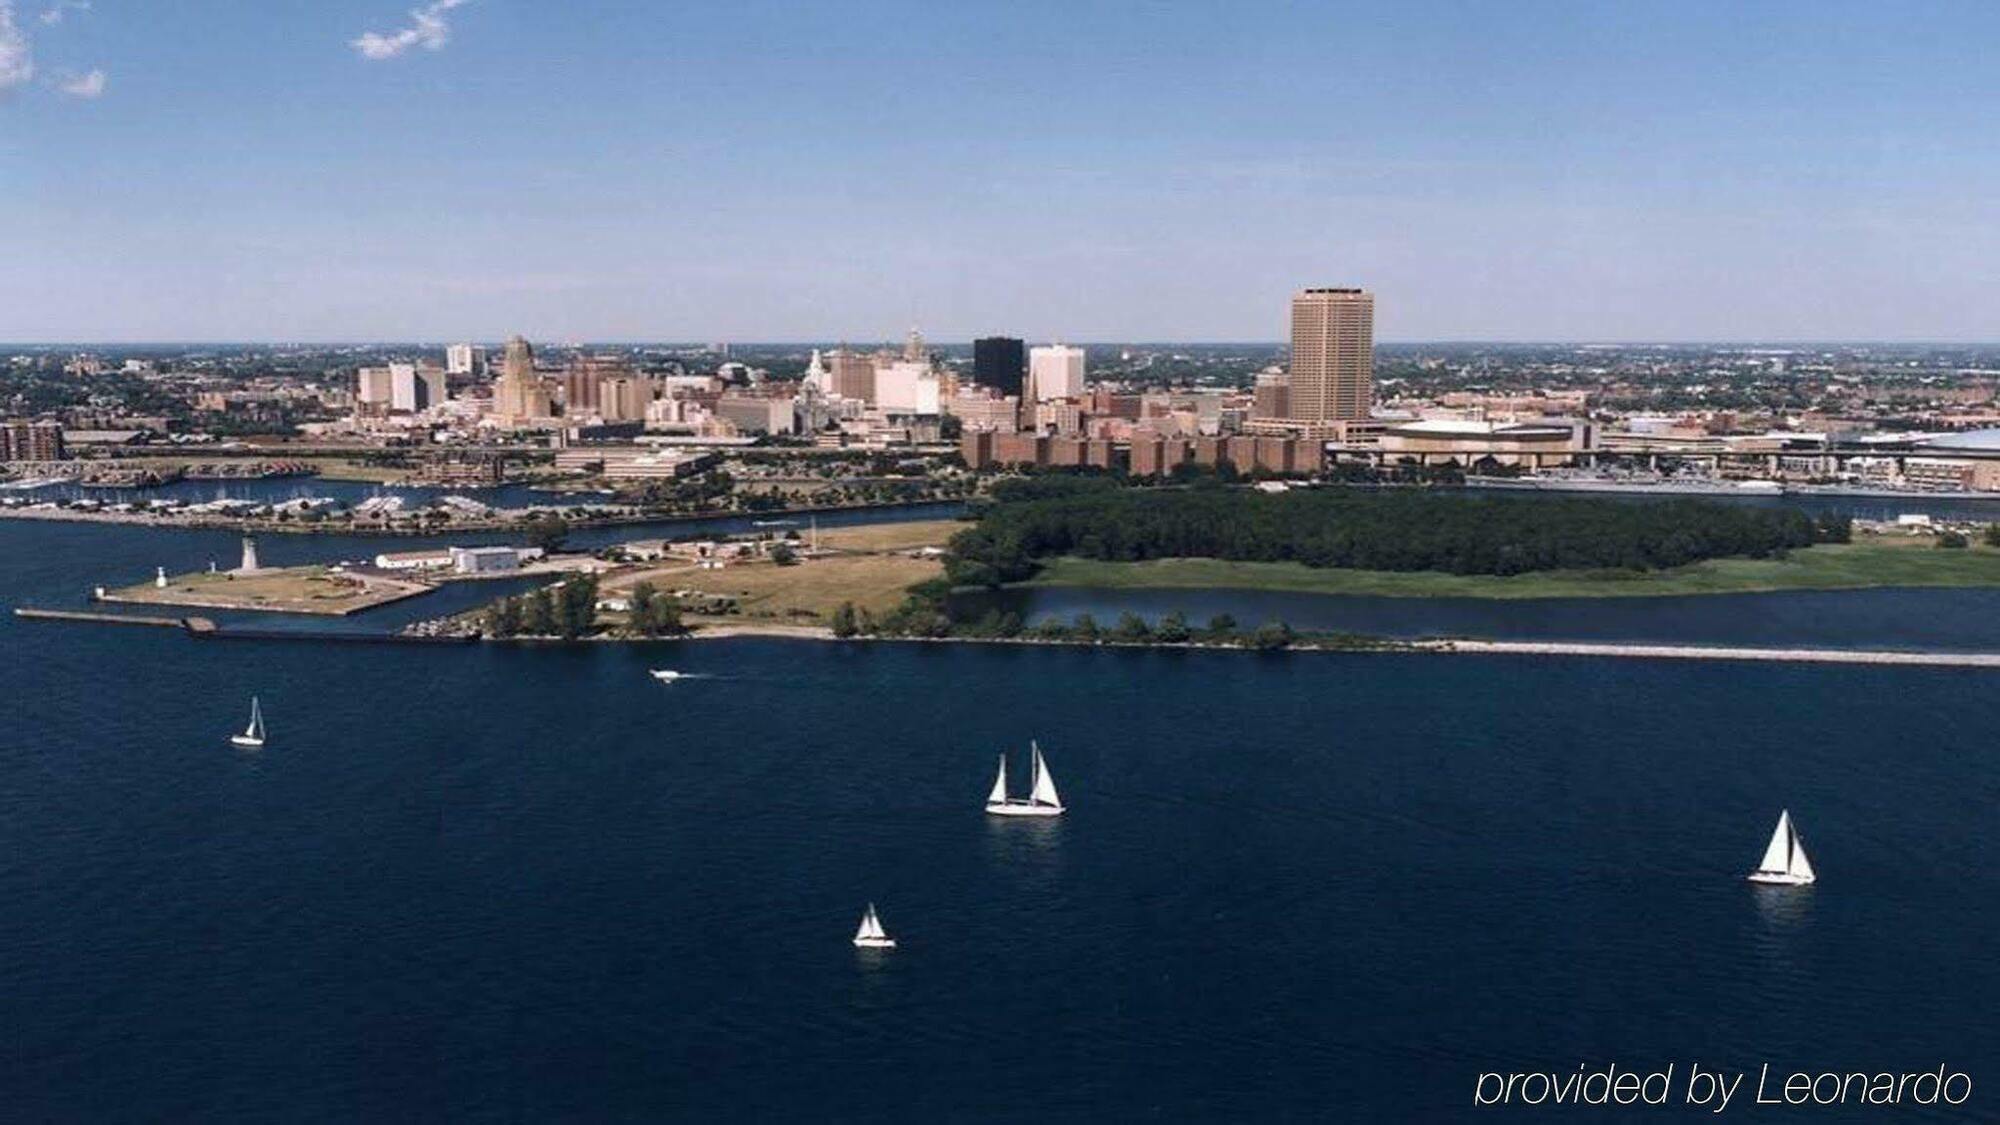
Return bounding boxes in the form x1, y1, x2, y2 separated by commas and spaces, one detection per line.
984, 740, 1065, 817
230, 697, 267, 749
852, 902, 896, 949
1745, 809, 1816, 886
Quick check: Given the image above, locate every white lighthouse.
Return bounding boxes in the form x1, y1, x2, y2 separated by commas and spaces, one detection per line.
238, 535, 261, 574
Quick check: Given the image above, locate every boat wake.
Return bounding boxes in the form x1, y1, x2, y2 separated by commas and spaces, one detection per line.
650, 670, 717, 683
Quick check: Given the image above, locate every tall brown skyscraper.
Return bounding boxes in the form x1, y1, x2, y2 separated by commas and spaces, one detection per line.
493, 334, 553, 421
1287, 288, 1373, 422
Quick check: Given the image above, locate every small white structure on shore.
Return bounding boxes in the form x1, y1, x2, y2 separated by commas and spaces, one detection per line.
371, 545, 545, 574
373, 549, 455, 572
237, 535, 262, 574
154, 566, 167, 588
450, 545, 544, 575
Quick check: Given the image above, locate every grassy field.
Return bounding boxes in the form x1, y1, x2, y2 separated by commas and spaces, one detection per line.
310, 459, 413, 484
813, 519, 965, 553
616, 554, 943, 624
104, 566, 431, 615
1023, 536, 2000, 600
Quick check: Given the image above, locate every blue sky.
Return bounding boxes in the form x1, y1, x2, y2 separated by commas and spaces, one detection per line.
4, 1, 1999, 342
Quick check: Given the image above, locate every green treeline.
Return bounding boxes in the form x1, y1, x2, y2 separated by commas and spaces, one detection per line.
946, 482, 1851, 586
483, 574, 604, 639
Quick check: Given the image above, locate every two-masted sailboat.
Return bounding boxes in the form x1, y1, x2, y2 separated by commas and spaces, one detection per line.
229, 697, 267, 749
852, 902, 896, 949
1745, 809, 1816, 886
984, 740, 1064, 817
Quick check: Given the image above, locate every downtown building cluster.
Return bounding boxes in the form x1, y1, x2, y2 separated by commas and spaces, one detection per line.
17, 283, 2000, 494
959, 287, 1380, 476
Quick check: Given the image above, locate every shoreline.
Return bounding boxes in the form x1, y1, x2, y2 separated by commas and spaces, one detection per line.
0, 497, 959, 537
1415, 638, 2000, 667
479, 622, 2000, 668
18, 607, 2000, 667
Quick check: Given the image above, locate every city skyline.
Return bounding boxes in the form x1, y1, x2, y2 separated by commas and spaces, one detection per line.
8, 2, 2000, 342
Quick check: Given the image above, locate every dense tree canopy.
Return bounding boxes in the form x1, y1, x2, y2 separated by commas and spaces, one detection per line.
947, 485, 1843, 586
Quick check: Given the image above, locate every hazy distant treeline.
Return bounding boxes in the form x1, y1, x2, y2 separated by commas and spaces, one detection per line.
945, 479, 1848, 586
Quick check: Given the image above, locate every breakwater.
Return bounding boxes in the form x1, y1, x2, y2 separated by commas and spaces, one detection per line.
194, 626, 478, 645
12, 607, 189, 629
12, 607, 471, 644
619, 623, 2000, 668
18, 604, 2000, 667
1422, 638, 2000, 668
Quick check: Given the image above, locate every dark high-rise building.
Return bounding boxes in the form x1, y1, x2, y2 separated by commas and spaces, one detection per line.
973, 337, 1026, 397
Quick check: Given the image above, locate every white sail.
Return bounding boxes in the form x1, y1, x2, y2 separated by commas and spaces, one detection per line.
854, 905, 882, 942
232, 697, 266, 746
1029, 742, 1062, 808
986, 755, 1008, 806
1787, 821, 1816, 882
1757, 810, 1792, 873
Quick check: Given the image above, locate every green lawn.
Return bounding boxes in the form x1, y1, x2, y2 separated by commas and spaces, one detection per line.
1022, 538, 2000, 600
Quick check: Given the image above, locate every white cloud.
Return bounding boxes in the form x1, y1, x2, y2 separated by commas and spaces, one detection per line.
0, 2, 34, 94
55, 65, 102, 97
351, 0, 473, 61
37, 0, 87, 26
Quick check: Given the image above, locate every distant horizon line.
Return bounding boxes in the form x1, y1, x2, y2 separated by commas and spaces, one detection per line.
11, 339, 2000, 350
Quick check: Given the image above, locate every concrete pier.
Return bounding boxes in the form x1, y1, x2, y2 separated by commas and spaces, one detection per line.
13, 607, 188, 629
1419, 639, 2000, 668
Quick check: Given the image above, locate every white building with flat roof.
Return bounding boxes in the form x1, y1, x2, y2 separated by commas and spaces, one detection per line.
446, 343, 486, 376
374, 549, 455, 571
390, 363, 447, 412
873, 360, 941, 414
449, 545, 545, 574
1029, 344, 1086, 402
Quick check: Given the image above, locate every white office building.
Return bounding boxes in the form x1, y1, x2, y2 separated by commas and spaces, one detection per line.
446, 344, 487, 376
873, 360, 942, 414
389, 363, 447, 412
1029, 344, 1087, 401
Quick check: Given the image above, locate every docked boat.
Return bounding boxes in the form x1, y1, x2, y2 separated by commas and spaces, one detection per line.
984, 740, 1065, 817
1746, 809, 1816, 885
230, 697, 267, 749
852, 902, 896, 949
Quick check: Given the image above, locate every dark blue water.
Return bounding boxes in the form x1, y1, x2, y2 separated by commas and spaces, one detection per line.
2, 520, 1995, 1120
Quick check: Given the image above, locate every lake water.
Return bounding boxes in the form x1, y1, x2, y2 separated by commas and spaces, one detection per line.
0, 517, 1993, 1120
